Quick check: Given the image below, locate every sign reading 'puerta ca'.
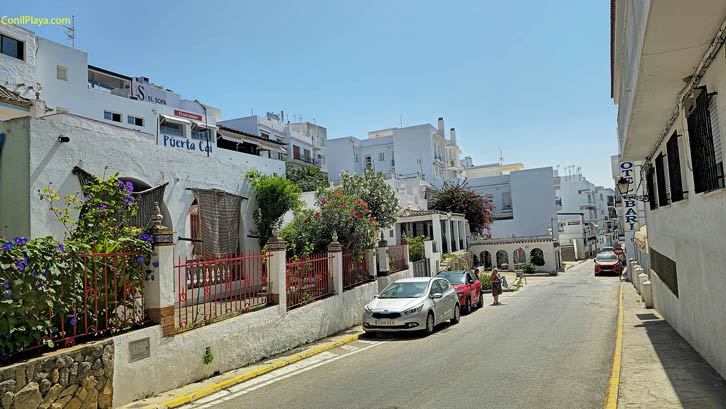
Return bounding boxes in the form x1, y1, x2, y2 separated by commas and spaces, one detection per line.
620, 161, 639, 231
161, 109, 213, 154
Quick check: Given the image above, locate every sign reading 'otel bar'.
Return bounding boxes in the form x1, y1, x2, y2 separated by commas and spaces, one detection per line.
620, 161, 639, 232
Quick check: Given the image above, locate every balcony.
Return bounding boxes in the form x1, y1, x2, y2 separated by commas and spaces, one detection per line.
613, 0, 726, 160
291, 152, 314, 164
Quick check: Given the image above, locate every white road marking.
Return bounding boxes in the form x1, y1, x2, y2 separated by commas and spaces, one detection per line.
182, 341, 384, 408
339, 344, 359, 351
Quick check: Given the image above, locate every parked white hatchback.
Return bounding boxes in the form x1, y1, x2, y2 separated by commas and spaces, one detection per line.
362, 277, 460, 336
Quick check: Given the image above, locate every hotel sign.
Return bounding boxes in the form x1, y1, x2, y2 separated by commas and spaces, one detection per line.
620, 161, 639, 231
131, 78, 168, 105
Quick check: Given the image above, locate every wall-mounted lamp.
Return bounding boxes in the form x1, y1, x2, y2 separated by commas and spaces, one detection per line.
57, 135, 70, 143
616, 177, 648, 202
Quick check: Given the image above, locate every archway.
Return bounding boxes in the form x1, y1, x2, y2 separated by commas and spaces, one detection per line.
496, 250, 509, 269
530, 248, 545, 267
513, 247, 526, 267
483, 251, 492, 269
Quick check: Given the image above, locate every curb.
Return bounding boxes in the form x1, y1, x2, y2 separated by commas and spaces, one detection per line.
148, 333, 361, 408
603, 285, 624, 409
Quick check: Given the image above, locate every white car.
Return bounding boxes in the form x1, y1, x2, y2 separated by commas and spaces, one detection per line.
362, 277, 460, 336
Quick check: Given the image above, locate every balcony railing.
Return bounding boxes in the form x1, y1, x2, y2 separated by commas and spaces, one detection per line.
292, 153, 314, 164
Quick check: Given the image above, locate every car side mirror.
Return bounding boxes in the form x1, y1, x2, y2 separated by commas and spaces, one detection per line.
431, 293, 443, 299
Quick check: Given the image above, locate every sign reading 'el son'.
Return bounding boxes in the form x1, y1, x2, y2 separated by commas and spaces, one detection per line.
620, 161, 639, 231
131, 78, 168, 106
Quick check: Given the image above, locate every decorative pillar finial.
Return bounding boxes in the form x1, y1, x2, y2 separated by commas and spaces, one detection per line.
331, 229, 338, 243
150, 202, 163, 228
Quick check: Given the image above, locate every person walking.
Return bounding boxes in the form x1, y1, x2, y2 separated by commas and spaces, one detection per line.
490, 268, 503, 305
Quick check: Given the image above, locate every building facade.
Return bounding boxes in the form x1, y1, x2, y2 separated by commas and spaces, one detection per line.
611, 0, 726, 379
326, 117, 463, 186
465, 162, 562, 272
0, 24, 286, 257
219, 115, 328, 170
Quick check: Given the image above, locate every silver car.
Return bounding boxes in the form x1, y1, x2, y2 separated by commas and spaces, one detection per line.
362, 277, 460, 336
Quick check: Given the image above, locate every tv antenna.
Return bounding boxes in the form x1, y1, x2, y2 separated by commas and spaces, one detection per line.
63, 15, 75, 48
499, 150, 503, 165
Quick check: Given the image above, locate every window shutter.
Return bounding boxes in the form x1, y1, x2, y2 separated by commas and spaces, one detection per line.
655, 154, 669, 206
646, 166, 657, 210
708, 94, 725, 188
686, 87, 720, 193
666, 133, 684, 202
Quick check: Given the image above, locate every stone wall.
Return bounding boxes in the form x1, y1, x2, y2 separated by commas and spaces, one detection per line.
0, 340, 113, 409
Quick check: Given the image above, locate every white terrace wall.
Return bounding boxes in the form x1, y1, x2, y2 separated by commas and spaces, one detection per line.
0, 116, 284, 254
112, 281, 378, 407
469, 240, 558, 273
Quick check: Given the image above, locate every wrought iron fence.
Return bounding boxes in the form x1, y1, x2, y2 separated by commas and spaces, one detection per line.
286, 254, 333, 310
175, 251, 271, 333
343, 251, 372, 290
388, 245, 408, 273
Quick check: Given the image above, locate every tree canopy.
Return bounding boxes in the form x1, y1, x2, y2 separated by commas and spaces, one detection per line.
336, 168, 400, 228
428, 180, 494, 235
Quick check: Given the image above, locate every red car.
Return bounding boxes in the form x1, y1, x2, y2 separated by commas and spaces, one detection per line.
594, 253, 622, 276
436, 270, 483, 314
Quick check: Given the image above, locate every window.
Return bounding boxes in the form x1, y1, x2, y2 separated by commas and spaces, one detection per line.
260, 132, 269, 140
364, 155, 372, 167
191, 127, 211, 141
666, 133, 684, 202
303, 149, 311, 162
293, 145, 301, 160
160, 120, 185, 137
56, 66, 68, 81
0, 35, 24, 60
378, 152, 385, 161
646, 166, 657, 210
708, 93, 724, 188
655, 153, 669, 207
127, 115, 144, 127
686, 87, 724, 193
104, 111, 121, 123
501, 191, 512, 211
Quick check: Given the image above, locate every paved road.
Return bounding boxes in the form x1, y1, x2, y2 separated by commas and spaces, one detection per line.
184, 260, 622, 409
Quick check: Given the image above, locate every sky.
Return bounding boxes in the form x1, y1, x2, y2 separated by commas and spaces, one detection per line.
4, 0, 618, 186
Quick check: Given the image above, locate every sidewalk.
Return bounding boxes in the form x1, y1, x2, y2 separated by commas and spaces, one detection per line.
618, 284, 726, 408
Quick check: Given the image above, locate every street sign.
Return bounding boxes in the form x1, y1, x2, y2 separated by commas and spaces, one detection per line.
614, 247, 624, 256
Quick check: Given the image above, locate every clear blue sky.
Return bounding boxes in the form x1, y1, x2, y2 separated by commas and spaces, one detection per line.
6, 0, 617, 186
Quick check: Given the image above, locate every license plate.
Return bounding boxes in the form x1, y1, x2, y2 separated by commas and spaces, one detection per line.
374, 319, 396, 326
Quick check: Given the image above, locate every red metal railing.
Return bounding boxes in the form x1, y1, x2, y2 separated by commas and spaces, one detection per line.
49, 250, 147, 350
343, 251, 372, 290
286, 253, 333, 310
175, 251, 271, 333
389, 245, 408, 273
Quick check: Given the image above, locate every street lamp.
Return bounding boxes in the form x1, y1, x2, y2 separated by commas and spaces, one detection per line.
616, 177, 649, 202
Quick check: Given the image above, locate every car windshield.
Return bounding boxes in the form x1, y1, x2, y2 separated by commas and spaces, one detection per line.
437, 272, 467, 284
378, 282, 429, 299
597, 254, 618, 262
601, 247, 614, 252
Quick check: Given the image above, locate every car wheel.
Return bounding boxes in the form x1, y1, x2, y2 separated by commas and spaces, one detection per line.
451, 303, 461, 324
424, 312, 435, 336
465, 297, 472, 314
476, 293, 484, 308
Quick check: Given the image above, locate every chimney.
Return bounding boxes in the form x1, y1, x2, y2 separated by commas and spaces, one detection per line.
450, 128, 457, 144
437, 117, 444, 137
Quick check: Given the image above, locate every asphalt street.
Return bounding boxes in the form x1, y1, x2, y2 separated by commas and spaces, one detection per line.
183, 260, 622, 409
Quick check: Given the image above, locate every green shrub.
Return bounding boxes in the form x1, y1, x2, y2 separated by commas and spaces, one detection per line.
478, 272, 492, 290
247, 170, 301, 247
522, 263, 536, 274
407, 236, 428, 262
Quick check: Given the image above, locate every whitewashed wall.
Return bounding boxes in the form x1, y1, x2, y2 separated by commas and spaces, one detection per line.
112, 281, 378, 407
0, 24, 38, 99
0, 116, 284, 254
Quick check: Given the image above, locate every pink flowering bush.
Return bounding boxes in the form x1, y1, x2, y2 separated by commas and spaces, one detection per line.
281, 190, 377, 257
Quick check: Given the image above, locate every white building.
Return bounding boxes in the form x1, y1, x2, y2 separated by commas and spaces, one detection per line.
465, 162, 562, 272
557, 173, 601, 260
611, 0, 726, 379
219, 115, 327, 171
326, 117, 463, 186
0, 24, 286, 256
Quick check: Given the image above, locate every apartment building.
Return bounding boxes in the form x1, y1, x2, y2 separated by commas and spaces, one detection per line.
611, 0, 726, 378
